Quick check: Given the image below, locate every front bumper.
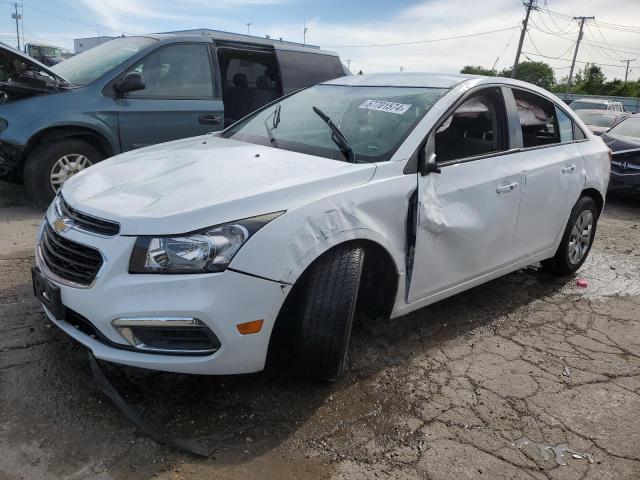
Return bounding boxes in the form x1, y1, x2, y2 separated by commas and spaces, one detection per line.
35, 214, 291, 375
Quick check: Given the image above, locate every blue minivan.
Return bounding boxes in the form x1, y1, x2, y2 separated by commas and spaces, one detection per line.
0, 36, 347, 205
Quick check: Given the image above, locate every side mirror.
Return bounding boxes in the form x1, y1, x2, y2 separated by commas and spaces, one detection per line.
114, 72, 145, 95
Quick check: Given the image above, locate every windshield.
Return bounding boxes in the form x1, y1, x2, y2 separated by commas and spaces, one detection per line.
608, 117, 640, 139
223, 84, 447, 163
576, 111, 619, 127
52, 37, 157, 85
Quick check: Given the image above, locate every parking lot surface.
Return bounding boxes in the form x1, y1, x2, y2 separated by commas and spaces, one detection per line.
1, 180, 639, 480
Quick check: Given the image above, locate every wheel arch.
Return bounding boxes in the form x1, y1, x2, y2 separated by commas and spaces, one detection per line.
26, 125, 116, 162
580, 187, 604, 216
266, 238, 399, 361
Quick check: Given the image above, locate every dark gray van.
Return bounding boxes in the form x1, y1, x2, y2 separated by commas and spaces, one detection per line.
0, 36, 347, 205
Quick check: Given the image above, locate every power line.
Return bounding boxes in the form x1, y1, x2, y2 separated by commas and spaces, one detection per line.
325, 25, 518, 48
530, 24, 640, 57
525, 28, 575, 60
20, 3, 142, 36
522, 51, 628, 69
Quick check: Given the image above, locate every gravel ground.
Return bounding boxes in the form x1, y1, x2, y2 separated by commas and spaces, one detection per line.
1, 180, 639, 480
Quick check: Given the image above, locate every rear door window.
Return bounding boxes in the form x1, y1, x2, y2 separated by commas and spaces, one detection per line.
276, 50, 345, 93
512, 89, 561, 147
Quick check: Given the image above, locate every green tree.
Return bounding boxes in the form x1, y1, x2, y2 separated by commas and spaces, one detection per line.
573, 64, 606, 94
500, 61, 556, 90
460, 65, 497, 76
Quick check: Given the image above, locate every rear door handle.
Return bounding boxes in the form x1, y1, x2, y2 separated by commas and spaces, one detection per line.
198, 114, 222, 125
496, 182, 518, 194
561, 164, 576, 174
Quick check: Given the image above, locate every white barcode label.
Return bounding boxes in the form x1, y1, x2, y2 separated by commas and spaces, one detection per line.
359, 100, 412, 115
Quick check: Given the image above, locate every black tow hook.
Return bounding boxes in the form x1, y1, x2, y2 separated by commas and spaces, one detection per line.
88, 352, 210, 457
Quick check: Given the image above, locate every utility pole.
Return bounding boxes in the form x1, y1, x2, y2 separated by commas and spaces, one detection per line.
303, 20, 308, 45
511, 0, 537, 79
346, 59, 352, 71
245, 22, 252, 35
566, 16, 595, 93
622, 59, 636, 84
11, 3, 22, 51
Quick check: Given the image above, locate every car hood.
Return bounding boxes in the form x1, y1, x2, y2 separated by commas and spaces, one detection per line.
601, 132, 640, 152
0, 42, 68, 84
62, 135, 377, 235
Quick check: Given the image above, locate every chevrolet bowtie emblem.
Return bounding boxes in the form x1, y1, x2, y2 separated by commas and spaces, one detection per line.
53, 217, 72, 234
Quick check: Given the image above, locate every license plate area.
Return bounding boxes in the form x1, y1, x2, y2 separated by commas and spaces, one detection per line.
32, 267, 65, 319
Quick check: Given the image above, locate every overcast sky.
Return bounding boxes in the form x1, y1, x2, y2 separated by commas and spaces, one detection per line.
3, 0, 640, 81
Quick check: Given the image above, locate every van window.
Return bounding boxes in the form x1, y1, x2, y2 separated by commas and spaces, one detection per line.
571, 101, 606, 111
435, 90, 507, 162
217, 48, 281, 125
276, 51, 345, 93
512, 89, 560, 147
128, 43, 214, 98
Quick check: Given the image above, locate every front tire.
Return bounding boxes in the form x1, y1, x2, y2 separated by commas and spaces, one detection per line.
293, 244, 365, 382
24, 139, 102, 207
542, 195, 598, 276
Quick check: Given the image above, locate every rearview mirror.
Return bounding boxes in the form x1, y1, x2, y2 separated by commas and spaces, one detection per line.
114, 72, 145, 95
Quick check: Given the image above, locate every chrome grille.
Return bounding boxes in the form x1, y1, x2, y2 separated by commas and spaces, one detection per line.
59, 197, 120, 236
40, 224, 103, 286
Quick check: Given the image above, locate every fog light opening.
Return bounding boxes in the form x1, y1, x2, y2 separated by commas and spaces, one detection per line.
111, 317, 220, 354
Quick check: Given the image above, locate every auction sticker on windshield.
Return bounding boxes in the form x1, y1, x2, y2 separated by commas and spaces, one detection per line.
359, 100, 412, 115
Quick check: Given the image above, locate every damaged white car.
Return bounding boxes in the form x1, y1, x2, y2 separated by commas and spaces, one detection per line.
33, 73, 610, 381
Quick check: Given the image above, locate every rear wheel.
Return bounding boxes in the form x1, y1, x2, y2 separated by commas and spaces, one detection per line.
24, 139, 102, 207
542, 196, 598, 276
293, 244, 365, 382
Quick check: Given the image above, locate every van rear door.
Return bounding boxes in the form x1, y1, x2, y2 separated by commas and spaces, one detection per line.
275, 49, 346, 94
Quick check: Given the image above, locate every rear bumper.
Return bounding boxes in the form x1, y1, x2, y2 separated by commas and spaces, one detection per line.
608, 171, 640, 195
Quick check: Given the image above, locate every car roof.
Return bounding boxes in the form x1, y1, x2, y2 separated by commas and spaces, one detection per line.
573, 98, 618, 105
576, 109, 626, 115
142, 34, 339, 56
322, 72, 558, 92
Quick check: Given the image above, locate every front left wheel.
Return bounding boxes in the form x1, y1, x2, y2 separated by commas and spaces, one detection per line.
293, 244, 365, 382
23, 139, 102, 207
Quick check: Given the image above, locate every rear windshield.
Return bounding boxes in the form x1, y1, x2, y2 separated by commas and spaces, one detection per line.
52, 37, 157, 85
223, 84, 447, 163
571, 101, 606, 111
576, 110, 620, 127
608, 117, 640, 139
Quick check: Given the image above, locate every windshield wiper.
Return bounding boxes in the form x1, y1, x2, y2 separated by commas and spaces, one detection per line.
264, 104, 281, 148
312, 106, 356, 163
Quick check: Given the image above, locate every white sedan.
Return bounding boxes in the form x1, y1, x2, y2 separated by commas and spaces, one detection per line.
32, 73, 610, 381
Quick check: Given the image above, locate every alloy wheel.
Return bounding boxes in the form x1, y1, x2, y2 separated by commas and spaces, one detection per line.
49, 154, 93, 192
567, 210, 593, 265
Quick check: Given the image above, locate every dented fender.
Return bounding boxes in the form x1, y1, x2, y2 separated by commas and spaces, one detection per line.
230, 161, 414, 286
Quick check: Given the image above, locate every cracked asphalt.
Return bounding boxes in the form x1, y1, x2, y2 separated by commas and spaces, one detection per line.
1, 179, 639, 480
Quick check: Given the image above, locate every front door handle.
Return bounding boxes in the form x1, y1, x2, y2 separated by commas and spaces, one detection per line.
561, 164, 576, 174
496, 182, 518, 194
198, 114, 222, 125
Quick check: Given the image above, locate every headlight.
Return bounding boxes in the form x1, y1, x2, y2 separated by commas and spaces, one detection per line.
129, 212, 284, 274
